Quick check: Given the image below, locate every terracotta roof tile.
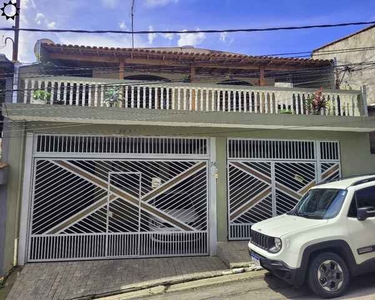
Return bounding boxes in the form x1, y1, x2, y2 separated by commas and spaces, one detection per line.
40, 41, 332, 67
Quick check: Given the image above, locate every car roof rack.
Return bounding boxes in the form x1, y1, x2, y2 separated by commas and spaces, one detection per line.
315, 178, 341, 186
349, 176, 375, 187
315, 174, 375, 187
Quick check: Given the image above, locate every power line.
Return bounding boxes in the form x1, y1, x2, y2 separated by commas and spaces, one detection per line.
1, 51, 375, 81
0, 64, 336, 83
0, 20, 375, 35
0, 65, 344, 94
268, 46, 375, 58
0, 63, 335, 79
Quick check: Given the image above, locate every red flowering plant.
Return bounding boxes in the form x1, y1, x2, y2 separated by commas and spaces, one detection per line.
305, 87, 327, 115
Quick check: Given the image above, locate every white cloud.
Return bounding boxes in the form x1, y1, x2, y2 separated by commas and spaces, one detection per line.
177, 29, 206, 47
22, 0, 36, 9
34, 11, 57, 30
101, 0, 118, 9
144, 0, 178, 8
219, 32, 234, 45
219, 32, 227, 42
161, 32, 174, 40
148, 25, 157, 44
47, 21, 56, 29
119, 21, 127, 30
35, 12, 45, 25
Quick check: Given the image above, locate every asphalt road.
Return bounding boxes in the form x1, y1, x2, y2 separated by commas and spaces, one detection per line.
145, 271, 375, 300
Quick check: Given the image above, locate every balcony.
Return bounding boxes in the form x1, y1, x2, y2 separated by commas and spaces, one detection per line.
21, 76, 367, 117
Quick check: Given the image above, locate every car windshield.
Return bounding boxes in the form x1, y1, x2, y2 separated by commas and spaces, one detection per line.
288, 188, 347, 220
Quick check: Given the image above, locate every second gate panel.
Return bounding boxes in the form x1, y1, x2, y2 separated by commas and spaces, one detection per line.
228, 139, 341, 240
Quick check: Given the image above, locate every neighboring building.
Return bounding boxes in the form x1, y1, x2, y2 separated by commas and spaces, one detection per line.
313, 25, 375, 153
312, 25, 375, 107
1, 40, 374, 275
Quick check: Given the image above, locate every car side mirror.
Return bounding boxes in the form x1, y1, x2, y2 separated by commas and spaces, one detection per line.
357, 206, 375, 221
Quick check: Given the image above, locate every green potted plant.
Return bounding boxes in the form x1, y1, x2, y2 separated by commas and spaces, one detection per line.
279, 109, 293, 114
32, 90, 50, 104
104, 86, 122, 107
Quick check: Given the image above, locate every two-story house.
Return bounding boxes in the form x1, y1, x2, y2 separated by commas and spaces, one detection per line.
1, 40, 375, 275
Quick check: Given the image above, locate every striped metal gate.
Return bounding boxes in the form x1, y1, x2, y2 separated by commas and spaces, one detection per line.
228, 139, 340, 240
27, 135, 209, 261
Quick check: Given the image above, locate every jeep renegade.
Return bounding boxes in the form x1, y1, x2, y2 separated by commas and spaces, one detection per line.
248, 175, 375, 298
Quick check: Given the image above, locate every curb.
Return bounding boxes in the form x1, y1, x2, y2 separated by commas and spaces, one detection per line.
75, 267, 265, 300
99, 269, 266, 300
166, 270, 265, 294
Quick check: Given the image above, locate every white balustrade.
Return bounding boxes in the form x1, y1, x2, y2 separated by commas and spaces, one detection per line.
22, 76, 366, 117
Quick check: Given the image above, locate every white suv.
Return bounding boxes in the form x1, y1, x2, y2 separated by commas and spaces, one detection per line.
248, 175, 375, 299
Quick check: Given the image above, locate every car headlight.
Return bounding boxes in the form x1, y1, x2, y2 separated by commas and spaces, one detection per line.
269, 237, 282, 253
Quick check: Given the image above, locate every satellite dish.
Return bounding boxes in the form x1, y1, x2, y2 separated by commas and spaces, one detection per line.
34, 39, 54, 62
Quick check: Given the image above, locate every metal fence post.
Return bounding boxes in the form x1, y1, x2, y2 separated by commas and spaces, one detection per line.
209, 137, 217, 256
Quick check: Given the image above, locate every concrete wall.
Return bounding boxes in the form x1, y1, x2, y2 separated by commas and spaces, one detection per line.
312, 27, 375, 104
2, 122, 374, 270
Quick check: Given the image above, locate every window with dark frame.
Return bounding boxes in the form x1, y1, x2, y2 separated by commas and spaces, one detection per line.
348, 186, 375, 217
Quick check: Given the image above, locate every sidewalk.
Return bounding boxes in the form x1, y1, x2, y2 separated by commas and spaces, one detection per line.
6, 257, 227, 300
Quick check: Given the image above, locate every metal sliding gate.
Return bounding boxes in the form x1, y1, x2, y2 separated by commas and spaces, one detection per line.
28, 135, 210, 261
228, 139, 341, 240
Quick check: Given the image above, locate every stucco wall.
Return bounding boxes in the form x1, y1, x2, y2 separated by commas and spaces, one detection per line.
2, 122, 25, 274
312, 27, 375, 104
3, 122, 375, 271
26, 125, 375, 240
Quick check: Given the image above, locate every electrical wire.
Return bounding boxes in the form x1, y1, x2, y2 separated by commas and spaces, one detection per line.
0, 58, 370, 84
1, 21, 375, 34
261, 46, 375, 57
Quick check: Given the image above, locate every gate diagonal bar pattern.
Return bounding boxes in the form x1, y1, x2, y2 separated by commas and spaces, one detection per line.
228, 139, 340, 240
28, 136, 210, 261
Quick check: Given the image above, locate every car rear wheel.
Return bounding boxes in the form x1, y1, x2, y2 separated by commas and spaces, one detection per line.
307, 252, 349, 299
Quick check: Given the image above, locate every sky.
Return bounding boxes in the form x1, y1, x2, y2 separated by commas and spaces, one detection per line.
0, 0, 375, 63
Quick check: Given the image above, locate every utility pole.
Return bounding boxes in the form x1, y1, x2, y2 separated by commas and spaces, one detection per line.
131, 0, 135, 49
12, 0, 21, 62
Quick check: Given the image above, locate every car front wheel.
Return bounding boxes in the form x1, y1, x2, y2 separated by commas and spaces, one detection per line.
307, 252, 350, 299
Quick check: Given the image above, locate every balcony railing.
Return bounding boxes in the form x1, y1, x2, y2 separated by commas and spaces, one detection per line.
22, 76, 367, 117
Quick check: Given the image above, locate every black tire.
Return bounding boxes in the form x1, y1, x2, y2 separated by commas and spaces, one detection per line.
307, 252, 350, 299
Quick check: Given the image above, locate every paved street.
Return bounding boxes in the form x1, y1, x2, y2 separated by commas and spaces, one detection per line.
146, 271, 375, 300
5, 257, 226, 300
